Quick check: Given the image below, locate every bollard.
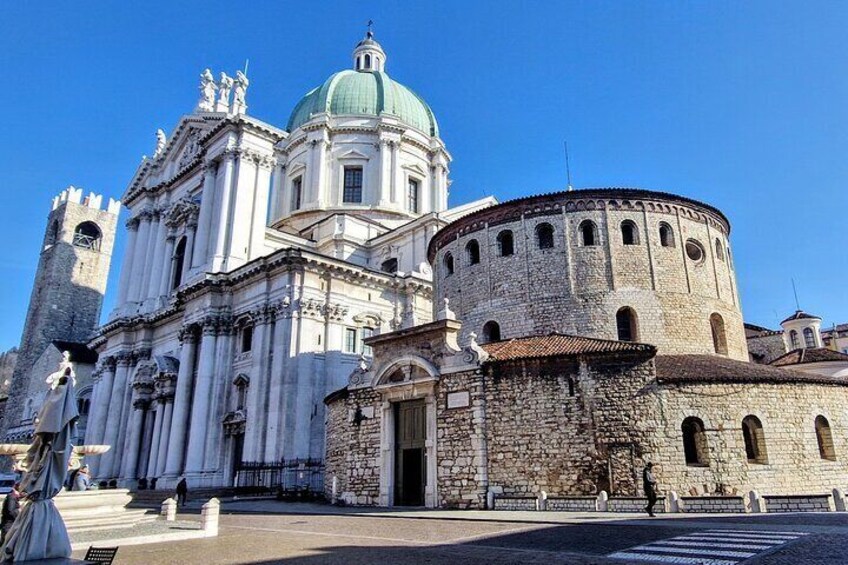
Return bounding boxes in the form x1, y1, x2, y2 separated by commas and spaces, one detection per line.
331, 475, 338, 505
537, 491, 548, 511
486, 489, 495, 510
748, 490, 766, 513
668, 491, 680, 513
201, 497, 221, 537
596, 490, 609, 512
161, 497, 177, 521
833, 488, 846, 512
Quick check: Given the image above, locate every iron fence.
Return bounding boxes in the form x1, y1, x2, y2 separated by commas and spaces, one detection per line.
234, 458, 324, 500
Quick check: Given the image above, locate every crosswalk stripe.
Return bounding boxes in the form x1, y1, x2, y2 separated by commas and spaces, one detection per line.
608, 551, 738, 565
704, 529, 808, 536
653, 540, 773, 550
675, 534, 797, 543
627, 546, 756, 558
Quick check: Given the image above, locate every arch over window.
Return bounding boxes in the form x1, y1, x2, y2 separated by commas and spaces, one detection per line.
789, 329, 800, 349
742, 415, 768, 464
72, 221, 102, 251
466, 239, 480, 265
803, 327, 816, 348
172, 237, 187, 289
682, 417, 710, 466
620, 220, 639, 245
482, 321, 501, 343
658, 222, 675, 247
715, 238, 725, 261
444, 252, 454, 276
710, 313, 728, 355
579, 220, 598, 247
616, 307, 638, 342
815, 415, 836, 461
685, 239, 705, 263
497, 230, 514, 257
536, 223, 555, 249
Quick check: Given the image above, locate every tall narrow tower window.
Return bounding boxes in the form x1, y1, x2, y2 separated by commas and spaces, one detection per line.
291, 176, 303, 211
172, 237, 187, 289
72, 222, 102, 251
804, 327, 816, 348
408, 178, 420, 213
343, 167, 363, 203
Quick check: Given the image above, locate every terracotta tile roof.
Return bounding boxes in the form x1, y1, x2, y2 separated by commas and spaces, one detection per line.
656, 354, 845, 386
779, 310, 821, 324
770, 347, 848, 367
481, 333, 656, 362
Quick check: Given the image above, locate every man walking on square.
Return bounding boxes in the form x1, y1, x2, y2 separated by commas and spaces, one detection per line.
176, 477, 188, 507
643, 462, 658, 517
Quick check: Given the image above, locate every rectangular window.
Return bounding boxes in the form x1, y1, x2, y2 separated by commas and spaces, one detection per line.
343, 167, 363, 203
408, 178, 419, 213
361, 327, 374, 356
291, 176, 302, 211
344, 328, 358, 353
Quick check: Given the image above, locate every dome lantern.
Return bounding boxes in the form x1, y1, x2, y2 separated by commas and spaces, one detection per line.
352, 23, 386, 72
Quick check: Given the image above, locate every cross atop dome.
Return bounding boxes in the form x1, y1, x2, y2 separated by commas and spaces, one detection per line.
353, 21, 386, 72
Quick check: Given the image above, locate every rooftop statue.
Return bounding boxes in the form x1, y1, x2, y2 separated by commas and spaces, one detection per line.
233, 70, 249, 114
196, 68, 217, 112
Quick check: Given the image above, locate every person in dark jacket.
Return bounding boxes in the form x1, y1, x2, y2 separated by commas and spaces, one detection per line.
643, 462, 658, 517
0, 483, 22, 544
176, 477, 188, 507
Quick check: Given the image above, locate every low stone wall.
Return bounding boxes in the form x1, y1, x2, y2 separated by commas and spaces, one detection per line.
546, 497, 598, 512
763, 494, 834, 513
680, 496, 746, 513
607, 497, 666, 513
493, 496, 537, 511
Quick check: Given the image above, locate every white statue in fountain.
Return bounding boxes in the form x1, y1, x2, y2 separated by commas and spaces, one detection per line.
196, 68, 217, 112
46, 351, 75, 390
232, 70, 249, 114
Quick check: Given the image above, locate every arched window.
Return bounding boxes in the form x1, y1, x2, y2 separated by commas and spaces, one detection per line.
364, 54, 371, 68
815, 415, 836, 461
685, 239, 705, 263
803, 327, 816, 348
715, 239, 725, 261
172, 237, 187, 289
710, 313, 728, 355
72, 221, 102, 251
497, 230, 514, 256
466, 240, 480, 265
356, 57, 361, 70
536, 223, 554, 249
620, 220, 639, 245
482, 321, 501, 343
789, 330, 800, 349
579, 220, 598, 246
381, 258, 398, 274
616, 307, 638, 342
658, 223, 675, 247
682, 417, 710, 466
444, 252, 454, 276
742, 415, 768, 464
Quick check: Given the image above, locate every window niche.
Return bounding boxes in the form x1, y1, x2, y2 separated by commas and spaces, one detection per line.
497, 230, 514, 257
682, 417, 710, 466
815, 415, 837, 461
466, 240, 480, 265
443, 252, 454, 276
658, 223, 675, 247
482, 321, 501, 343
579, 220, 598, 247
536, 223, 554, 249
616, 307, 638, 342
72, 221, 102, 251
742, 415, 768, 464
620, 220, 639, 245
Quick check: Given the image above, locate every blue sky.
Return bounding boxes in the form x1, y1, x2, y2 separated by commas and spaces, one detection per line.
1, 1, 846, 350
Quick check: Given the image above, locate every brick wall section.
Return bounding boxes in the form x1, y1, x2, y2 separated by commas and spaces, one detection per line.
546, 497, 598, 512
747, 333, 787, 363
433, 192, 747, 361
762, 495, 834, 513
493, 496, 537, 511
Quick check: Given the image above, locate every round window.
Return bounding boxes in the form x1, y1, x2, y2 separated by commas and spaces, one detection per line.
685, 239, 705, 262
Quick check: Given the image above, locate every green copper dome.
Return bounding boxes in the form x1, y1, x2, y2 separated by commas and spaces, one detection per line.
286, 70, 439, 137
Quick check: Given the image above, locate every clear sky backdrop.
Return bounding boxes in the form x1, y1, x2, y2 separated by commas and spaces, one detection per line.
1, 1, 846, 351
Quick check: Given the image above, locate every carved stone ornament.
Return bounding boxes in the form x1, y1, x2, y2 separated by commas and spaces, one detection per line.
178, 129, 202, 169
299, 298, 325, 319
222, 409, 247, 436
326, 303, 349, 322
348, 355, 371, 387
165, 197, 200, 229
154, 129, 167, 158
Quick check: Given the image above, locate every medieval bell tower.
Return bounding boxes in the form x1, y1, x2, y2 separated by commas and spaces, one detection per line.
0, 187, 120, 441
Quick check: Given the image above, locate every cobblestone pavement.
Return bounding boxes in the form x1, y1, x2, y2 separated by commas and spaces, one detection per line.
72, 501, 848, 564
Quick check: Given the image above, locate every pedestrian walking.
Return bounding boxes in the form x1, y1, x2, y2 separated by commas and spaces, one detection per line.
0, 483, 22, 545
643, 462, 658, 517
176, 477, 188, 507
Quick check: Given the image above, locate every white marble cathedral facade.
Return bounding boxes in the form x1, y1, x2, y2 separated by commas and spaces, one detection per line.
86, 31, 494, 488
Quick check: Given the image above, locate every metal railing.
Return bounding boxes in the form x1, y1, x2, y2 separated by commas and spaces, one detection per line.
234, 458, 324, 500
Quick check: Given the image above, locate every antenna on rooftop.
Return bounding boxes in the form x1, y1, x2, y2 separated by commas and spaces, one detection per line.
791, 278, 801, 311
563, 141, 573, 192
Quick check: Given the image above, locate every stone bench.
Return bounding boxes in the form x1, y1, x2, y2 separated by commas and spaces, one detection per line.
679, 495, 746, 513
762, 494, 834, 513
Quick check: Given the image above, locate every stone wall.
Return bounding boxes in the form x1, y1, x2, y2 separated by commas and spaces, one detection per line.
432, 190, 747, 360
652, 380, 848, 496
747, 332, 787, 364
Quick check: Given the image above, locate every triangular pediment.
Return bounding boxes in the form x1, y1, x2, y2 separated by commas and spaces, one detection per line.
402, 163, 427, 176
338, 149, 370, 161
